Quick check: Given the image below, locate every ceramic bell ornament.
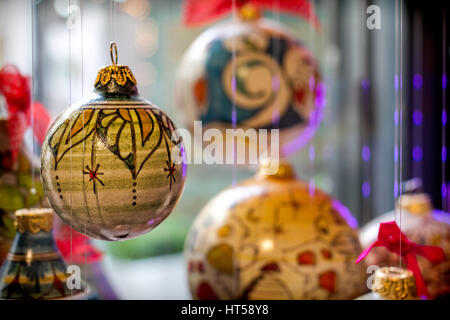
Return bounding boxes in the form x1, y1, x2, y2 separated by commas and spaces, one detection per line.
41, 43, 186, 241
176, 0, 324, 156
185, 160, 366, 300
0, 208, 95, 299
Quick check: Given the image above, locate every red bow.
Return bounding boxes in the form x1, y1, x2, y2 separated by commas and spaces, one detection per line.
183, 0, 320, 29
0, 65, 51, 161
356, 221, 445, 299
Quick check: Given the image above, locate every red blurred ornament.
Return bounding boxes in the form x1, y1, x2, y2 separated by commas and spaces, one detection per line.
183, 0, 320, 29
53, 215, 102, 265
356, 221, 445, 299
0, 65, 51, 161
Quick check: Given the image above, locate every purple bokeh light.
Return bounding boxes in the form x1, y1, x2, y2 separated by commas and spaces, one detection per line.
442, 146, 447, 163
309, 145, 315, 161
309, 179, 315, 196
443, 110, 447, 126
362, 181, 371, 198
412, 110, 423, 125
442, 183, 447, 198
413, 146, 423, 162
331, 200, 358, 229
362, 145, 371, 162
394, 146, 399, 163
443, 73, 448, 89
413, 74, 423, 90
361, 79, 370, 91
272, 75, 280, 92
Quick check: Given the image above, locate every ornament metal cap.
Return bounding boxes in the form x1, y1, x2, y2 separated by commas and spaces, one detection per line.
397, 193, 433, 216
238, 3, 261, 22
257, 158, 296, 180
15, 208, 54, 234
94, 42, 138, 96
372, 267, 417, 300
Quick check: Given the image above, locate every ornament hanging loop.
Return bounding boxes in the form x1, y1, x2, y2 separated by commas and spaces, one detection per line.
110, 42, 118, 67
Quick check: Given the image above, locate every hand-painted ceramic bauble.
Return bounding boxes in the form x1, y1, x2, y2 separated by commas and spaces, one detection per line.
0, 208, 96, 299
176, 9, 324, 155
359, 192, 450, 299
185, 161, 366, 300
41, 43, 186, 241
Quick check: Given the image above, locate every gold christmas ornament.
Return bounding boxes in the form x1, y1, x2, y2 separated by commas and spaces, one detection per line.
40, 43, 186, 241
359, 191, 450, 298
185, 161, 366, 300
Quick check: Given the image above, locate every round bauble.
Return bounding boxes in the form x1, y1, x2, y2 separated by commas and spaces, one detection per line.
176, 15, 324, 155
185, 161, 366, 300
41, 44, 186, 241
359, 192, 450, 298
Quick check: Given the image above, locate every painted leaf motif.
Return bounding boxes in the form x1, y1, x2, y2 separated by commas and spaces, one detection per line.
97, 108, 163, 179
136, 109, 154, 146
66, 109, 94, 143
48, 108, 99, 169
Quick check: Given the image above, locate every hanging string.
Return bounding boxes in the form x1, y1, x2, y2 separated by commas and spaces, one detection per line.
442, 9, 447, 212
30, 0, 36, 200
394, 0, 404, 270
111, 0, 117, 43
308, 0, 315, 197
79, 0, 87, 296
68, 0, 74, 298
231, 0, 237, 186
412, 11, 424, 182
399, 0, 404, 270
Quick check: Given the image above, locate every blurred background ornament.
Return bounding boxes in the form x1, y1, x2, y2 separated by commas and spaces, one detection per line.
0, 65, 50, 266
41, 43, 186, 241
185, 160, 366, 300
359, 179, 450, 299
356, 220, 445, 299
176, 0, 324, 156
53, 216, 118, 300
0, 208, 96, 299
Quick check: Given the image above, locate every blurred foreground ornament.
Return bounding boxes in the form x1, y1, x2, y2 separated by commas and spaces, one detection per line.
0, 208, 96, 299
185, 160, 366, 300
356, 267, 418, 300
0, 67, 50, 265
53, 217, 118, 299
40, 43, 186, 241
356, 221, 445, 299
359, 187, 450, 299
176, 1, 324, 156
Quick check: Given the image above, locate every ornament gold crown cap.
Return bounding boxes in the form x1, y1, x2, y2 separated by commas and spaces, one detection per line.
94, 42, 138, 95
15, 208, 54, 234
397, 193, 433, 216
257, 158, 296, 180
373, 267, 417, 300
239, 3, 261, 21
